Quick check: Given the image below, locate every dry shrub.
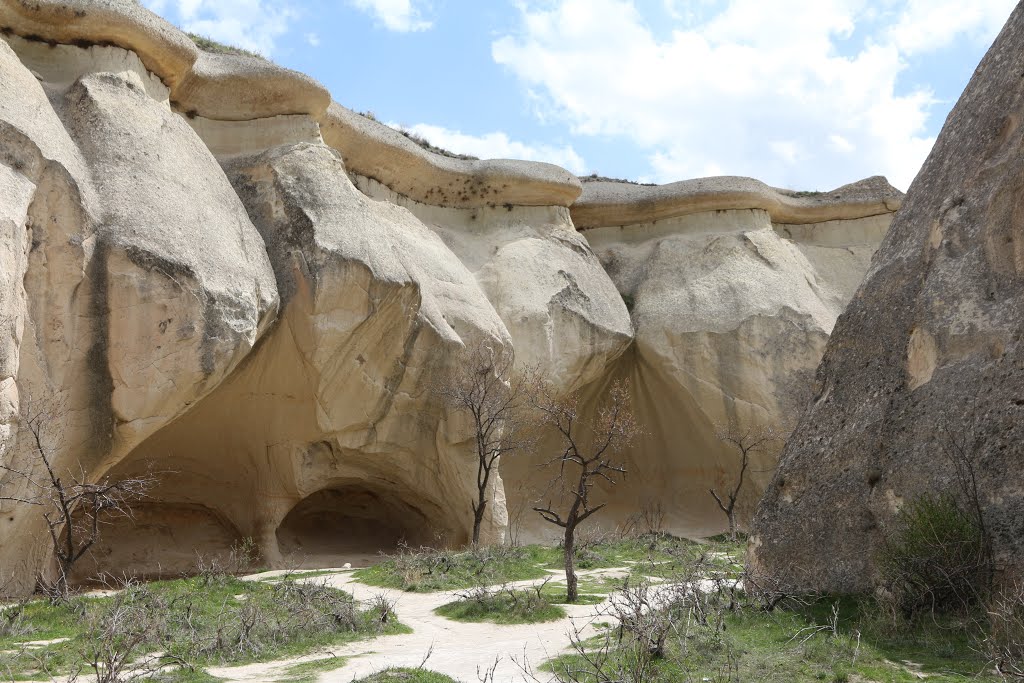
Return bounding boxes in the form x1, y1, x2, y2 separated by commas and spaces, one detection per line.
986, 581, 1024, 679
877, 493, 990, 618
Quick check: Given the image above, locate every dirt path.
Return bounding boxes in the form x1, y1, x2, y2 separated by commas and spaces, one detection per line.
210, 568, 628, 683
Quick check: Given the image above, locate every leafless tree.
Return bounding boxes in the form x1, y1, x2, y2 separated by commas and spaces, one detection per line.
709, 421, 780, 541
434, 340, 535, 546
533, 379, 639, 602
0, 399, 154, 600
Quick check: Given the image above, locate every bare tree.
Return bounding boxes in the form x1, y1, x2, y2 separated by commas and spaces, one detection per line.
434, 340, 535, 546
0, 400, 153, 599
533, 379, 639, 602
709, 421, 779, 541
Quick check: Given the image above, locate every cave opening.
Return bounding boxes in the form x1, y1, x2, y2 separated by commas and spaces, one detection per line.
275, 485, 435, 568
69, 502, 244, 584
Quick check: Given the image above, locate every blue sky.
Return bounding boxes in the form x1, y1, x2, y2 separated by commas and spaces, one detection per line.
141, 0, 1016, 191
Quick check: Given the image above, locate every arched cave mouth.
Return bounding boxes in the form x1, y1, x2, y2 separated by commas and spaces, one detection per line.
276, 485, 434, 568
70, 502, 244, 585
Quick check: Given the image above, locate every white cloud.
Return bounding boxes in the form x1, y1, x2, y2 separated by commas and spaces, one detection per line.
886, 0, 1016, 55
349, 0, 432, 32
392, 123, 587, 173
492, 0, 1014, 191
305, 32, 321, 47
141, 0, 297, 56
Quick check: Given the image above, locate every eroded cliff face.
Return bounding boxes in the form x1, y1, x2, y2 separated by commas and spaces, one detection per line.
750, 3, 1024, 593
0, 0, 901, 593
505, 178, 900, 540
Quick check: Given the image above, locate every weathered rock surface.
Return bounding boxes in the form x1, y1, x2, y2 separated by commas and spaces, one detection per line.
749, 4, 1024, 592
503, 179, 898, 540
0, 30, 277, 593
0, 0, 904, 593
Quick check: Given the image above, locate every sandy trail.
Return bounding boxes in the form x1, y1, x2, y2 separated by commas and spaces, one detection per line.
210, 568, 629, 683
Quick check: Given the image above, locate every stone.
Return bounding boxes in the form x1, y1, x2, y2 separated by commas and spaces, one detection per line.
320, 103, 583, 209
503, 180, 900, 541
749, 3, 1024, 592
0, 0, 906, 594
0, 29, 277, 594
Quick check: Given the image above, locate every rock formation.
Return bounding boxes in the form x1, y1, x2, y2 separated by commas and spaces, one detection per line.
750, 4, 1024, 592
505, 177, 900, 540
0, 0, 901, 593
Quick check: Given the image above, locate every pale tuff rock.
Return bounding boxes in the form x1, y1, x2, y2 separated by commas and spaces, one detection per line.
750, 3, 1024, 591
0, 0, 904, 593
0, 28, 277, 594
174, 52, 330, 121
352, 175, 633, 390
0, 0, 199, 88
571, 175, 903, 229
81, 140, 513, 576
507, 188, 897, 540
321, 103, 583, 209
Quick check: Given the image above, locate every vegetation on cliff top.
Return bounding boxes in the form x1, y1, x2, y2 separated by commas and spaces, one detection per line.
187, 33, 266, 60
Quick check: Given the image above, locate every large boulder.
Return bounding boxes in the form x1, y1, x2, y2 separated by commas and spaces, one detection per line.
0, 32, 277, 594
750, 4, 1024, 592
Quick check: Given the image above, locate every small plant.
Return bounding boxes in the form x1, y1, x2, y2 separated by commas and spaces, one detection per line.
353, 543, 549, 592
436, 580, 566, 625
579, 174, 657, 187
187, 33, 265, 60
985, 581, 1024, 678
877, 492, 989, 617
80, 581, 174, 683
0, 398, 155, 601
709, 421, 780, 541
393, 127, 479, 161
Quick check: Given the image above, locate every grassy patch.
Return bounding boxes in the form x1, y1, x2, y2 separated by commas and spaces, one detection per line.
187, 33, 265, 60
352, 669, 458, 683
435, 587, 567, 625
278, 656, 348, 683
579, 173, 657, 186
546, 594, 998, 682
353, 545, 553, 592
393, 128, 479, 160
0, 575, 405, 681
146, 669, 226, 683
543, 533, 739, 575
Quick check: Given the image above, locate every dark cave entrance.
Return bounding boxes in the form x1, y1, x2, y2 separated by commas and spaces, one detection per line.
275, 485, 434, 568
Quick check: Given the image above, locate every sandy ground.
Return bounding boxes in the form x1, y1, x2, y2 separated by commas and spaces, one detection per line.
209, 567, 630, 683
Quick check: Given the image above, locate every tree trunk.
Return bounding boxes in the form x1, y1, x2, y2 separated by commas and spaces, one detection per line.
728, 509, 737, 542
472, 499, 487, 547
52, 557, 70, 601
564, 523, 578, 603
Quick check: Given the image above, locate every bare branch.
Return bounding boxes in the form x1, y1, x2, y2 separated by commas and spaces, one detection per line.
531, 378, 640, 602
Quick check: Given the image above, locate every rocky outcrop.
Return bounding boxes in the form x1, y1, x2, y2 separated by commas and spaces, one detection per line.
0, 0, 903, 593
0, 31, 277, 593
502, 178, 900, 540
749, 4, 1024, 592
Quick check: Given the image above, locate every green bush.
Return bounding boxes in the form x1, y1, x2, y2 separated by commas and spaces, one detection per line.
877, 493, 989, 617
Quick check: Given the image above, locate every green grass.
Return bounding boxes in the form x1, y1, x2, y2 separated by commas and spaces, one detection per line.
350, 536, 730, 594
145, 669, 226, 683
352, 545, 555, 592
0, 575, 406, 681
546, 595, 998, 682
579, 173, 657, 186
435, 588, 567, 625
352, 669, 458, 683
278, 656, 349, 683
187, 33, 265, 60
